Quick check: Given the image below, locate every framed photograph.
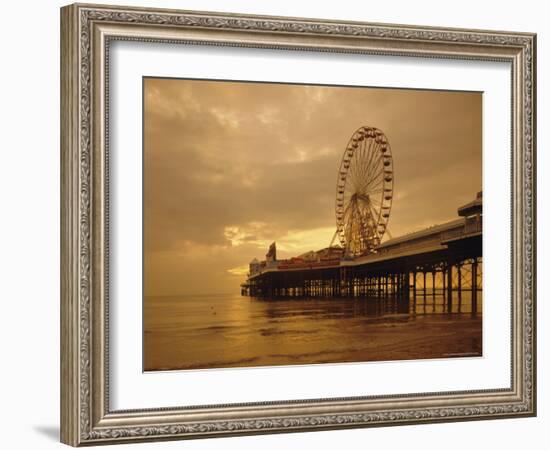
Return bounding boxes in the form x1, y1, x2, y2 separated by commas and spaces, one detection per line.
60, 3, 536, 446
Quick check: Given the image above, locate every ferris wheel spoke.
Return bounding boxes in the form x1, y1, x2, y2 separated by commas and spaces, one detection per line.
362, 139, 378, 173
345, 164, 355, 191
344, 176, 356, 190
367, 188, 383, 197
369, 203, 382, 218
343, 186, 355, 202
363, 141, 379, 179
363, 138, 375, 172
366, 153, 383, 184
354, 156, 366, 190
360, 161, 382, 195
344, 198, 357, 222
346, 152, 356, 184
354, 144, 368, 183
348, 174, 359, 195
363, 150, 383, 188
369, 204, 383, 231
366, 161, 384, 184
365, 180, 384, 197
341, 203, 354, 226
363, 170, 384, 192
343, 201, 353, 219
367, 197, 382, 210
349, 153, 363, 192
358, 141, 375, 190
368, 199, 381, 215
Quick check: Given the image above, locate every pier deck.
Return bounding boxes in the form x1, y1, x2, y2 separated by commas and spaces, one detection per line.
243, 215, 482, 313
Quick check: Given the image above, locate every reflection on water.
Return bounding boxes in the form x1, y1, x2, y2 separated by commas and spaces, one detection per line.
144, 293, 482, 371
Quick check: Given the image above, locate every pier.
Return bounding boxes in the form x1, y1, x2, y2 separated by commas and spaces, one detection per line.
242, 193, 482, 313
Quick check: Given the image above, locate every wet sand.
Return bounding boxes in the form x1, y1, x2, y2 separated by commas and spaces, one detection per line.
144, 294, 482, 371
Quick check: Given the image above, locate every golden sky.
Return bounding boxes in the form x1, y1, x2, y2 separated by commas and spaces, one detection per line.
144, 78, 481, 296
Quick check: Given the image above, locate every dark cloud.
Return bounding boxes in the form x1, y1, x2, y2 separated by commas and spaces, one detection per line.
144, 78, 481, 295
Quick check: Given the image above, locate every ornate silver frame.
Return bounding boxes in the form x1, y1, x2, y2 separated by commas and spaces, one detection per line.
60, 3, 536, 446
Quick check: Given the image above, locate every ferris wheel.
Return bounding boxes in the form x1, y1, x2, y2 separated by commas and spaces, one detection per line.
334, 126, 394, 257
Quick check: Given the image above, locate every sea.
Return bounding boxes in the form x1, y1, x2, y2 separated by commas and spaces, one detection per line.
144, 292, 482, 371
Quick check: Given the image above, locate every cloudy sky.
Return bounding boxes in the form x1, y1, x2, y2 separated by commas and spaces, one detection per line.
143, 78, 481, 296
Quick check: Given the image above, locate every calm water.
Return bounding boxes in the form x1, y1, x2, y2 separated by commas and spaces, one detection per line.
144, 292, 482, 371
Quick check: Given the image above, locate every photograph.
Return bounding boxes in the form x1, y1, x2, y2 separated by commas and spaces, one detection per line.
143, 78, 483, 372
